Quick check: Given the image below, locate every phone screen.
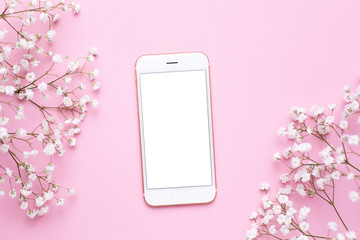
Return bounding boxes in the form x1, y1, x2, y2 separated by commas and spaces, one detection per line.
140, 70, 212, 189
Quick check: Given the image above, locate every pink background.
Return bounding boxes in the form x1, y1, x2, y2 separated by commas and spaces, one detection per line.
1, 0, 360, 238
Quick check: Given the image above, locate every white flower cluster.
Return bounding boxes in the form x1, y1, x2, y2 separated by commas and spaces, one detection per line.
0, 0, 99, 218
246, 84, 360, 239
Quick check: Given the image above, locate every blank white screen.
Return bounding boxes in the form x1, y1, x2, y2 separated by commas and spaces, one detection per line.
140, 70, 212, 189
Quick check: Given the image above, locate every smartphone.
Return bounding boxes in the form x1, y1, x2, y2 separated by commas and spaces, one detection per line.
136, 52, 216, 206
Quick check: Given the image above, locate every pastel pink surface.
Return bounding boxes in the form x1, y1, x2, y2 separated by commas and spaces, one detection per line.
1, 0, 360, 239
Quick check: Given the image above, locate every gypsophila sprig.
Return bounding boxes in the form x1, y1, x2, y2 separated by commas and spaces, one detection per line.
0, 0, 99, 218
245, 85, 360, 239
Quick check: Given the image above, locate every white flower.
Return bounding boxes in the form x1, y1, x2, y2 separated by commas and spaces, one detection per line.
262, 195, 272, 209
348, 135, 359, 145
329, 103, 337, 110
67, 61, 79, 71
277, 126, 286, 136
35, 196, 45, 207
37, 206, 49, 216
319, 147, 334, 166
44, 191, 54, 201
347, 172, 355, 180
52, 54, 63, 63
12, 64, 20, 74
349, 191, 359, 202
43, 143, 56, 156
68, 188, 76, 195
331, 171, 341, 180
27, 210, 36, 219
20, 201, 28, 210
299, 221, 309, 232
0, 144, 9, 153
63, 97, 73, 107
259, 182, 270, 191
56, 86, 64, 95
296, 184, 307, 197
24, 89, 34, 100
16, 128, 27, 138
56, 198, 64, 206
245, 223, 258, 240
273, 152, 281, 161
28, 173, 36, 181
299, 206, 310, 221
5, 167, 12, 177
268, 225, 277, 235
294, 168, 310, 183
0, 28, 8, 40
0, 66, 8, 74
91, 99, 98, 108
70, 2, 80, 14
316, 178, 326, 189
310, 105, 324, 116
92, 81, 100, 90
5, 85, 16, 96
345, 231, 357, 240
277, 194, 289, 204
9, 189, 16, 199
249, 211, 258, 220
39, 12, 48, 23
328, 221, 337, 231
89, 68, 99, 80
68, 138, 76, 147
291, 157, 301, 169
280, 173, 290, 183
0, 127, 8, 139
89, 47, 97, 55
0, 190, 4, 197
0, 117, 9, 125
64, 76, 71, 84
325, 116, 335, 125
25, 72, 36, 82
339, 120, 348, 130
38, 82, 48, 92
20, 59, 29, 70
20, 189, 32, 197
293, 143, 312, 153
280, 224, 289, 236
45, 30, 56, 42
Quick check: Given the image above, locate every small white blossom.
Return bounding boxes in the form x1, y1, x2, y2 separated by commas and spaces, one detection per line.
339, 120, 348, 130
39, 12, 48, 23
259, 182, 270, 191
68, 188, 76, 195
299, 206, 310, 221
5, 167, 12, 177
328, 103, 337, 110
67, 61, 79, 71
38, 82, 48, 92
299, 221, 310, 232
89, 68, 99, 80
63, 97, 73, 107
45, 29, 56, 42
43, 143, 56, 156
52, 54, 63, 63
348, 135, 360, 145
249, 211, 258, 220
310, 105, 324, 116
349, 191, 359, 202
56, 198, 64, 206
25, 72, 36, 82
347, 172, 355, 180
346, 231, 357, 240
328, 221, 337, 231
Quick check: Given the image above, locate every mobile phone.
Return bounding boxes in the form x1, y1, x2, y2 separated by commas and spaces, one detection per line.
135, 52, 216, 206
